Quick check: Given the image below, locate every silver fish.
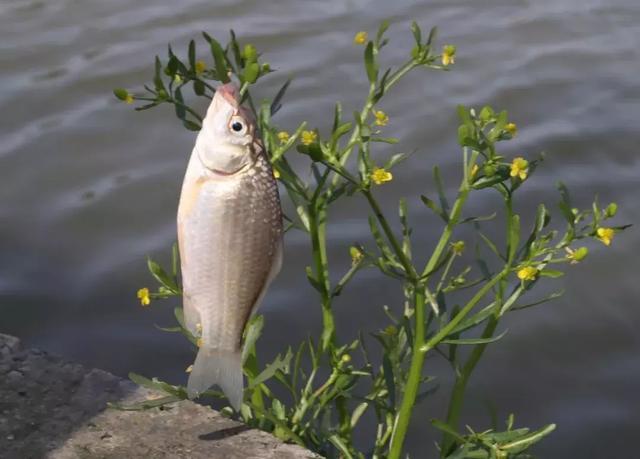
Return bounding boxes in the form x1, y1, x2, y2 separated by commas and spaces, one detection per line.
177, 83, 283, 409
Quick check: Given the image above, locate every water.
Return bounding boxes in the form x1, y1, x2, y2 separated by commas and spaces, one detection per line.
1, 0, 639, 456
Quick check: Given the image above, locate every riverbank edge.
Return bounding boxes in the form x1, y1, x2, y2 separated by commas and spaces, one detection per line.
0, 333, 320, 458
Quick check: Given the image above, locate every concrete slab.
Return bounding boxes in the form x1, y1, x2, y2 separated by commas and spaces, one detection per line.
0, 334, 320, 459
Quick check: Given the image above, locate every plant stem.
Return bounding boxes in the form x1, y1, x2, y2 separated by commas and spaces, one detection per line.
388, 286, 426, 459
389, 269, 508, 459
440, 316, 498, 456
421, 151, 478, 279
388, 156, 478, 458
308, 204, 335, 351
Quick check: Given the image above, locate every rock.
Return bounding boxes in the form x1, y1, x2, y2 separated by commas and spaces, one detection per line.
0, 334, 320, 459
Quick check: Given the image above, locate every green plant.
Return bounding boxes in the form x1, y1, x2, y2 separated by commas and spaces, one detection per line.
112, 21, 629, 459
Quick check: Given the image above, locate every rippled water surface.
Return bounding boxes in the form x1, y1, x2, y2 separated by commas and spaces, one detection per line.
1, 0, 639, 456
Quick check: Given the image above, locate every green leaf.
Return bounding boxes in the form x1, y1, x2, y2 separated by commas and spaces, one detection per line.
331, 101, 342, 133
153, 56, 166, 92
329, 435, 354, 459
350, 402, 369, 428
296, 143, 323, 162
431, 419, 465, 442
382, 354, 396, 407
113, 88, 128, 101
438, 329, 508, 346
154, 324, 182, 333
183, 119, 201, 131
478, 231, 504, 260
501, 423, 557, 453
410, 21, 422, 45
557, 181, 575, 225
399, 198, 411, 258
248, 348, 293, 388
147, 258, 178, 291
384, 152, 409, 169
449, 302, 495, 335
421, 195, 448, 223
166, 55, 177, 76
507, 214, 520, 263
364, 42, 378, 83
371, 136, 398, 144
174, 86, 186, 120
228, 30, 244, 69
426, 26, 438, 47
332, 122, 353, 141
242, 315, 264, 364
209, 37, 230, 83
456, 104, 472, 128
376, 19, 390, 45
193, 79, 205, 96
305, 266, 323, 292
433, 166, 450, 217
188, 39, 196, 70
511, 290, 564, 311
270, 78, 291, 116
539, 269, 564, 278
109, 395, 182, 411
368, 216, 399, 268
479, 105, 494, 122
460, 213, 497, 224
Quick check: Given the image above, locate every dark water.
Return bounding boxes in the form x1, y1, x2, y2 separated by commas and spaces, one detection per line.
1, 0, 639, 457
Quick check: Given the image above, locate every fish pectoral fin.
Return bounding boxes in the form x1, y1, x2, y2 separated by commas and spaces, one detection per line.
187, 347, 243, 410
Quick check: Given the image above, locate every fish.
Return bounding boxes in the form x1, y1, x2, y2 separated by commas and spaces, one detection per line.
176, 83, 283, 409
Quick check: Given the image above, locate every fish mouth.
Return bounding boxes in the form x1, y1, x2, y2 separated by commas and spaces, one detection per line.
217, 83, 240, 108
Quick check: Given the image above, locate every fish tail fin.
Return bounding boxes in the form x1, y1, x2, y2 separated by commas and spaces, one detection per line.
187, 347, 243, 410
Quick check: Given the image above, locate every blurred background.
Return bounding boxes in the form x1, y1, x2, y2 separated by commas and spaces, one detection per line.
1, 0, 638, 457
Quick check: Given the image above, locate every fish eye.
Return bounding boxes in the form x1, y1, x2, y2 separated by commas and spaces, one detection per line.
228, 116, 247, 136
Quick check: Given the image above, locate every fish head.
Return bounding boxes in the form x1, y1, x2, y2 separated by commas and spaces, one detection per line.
196, 83, 258, 175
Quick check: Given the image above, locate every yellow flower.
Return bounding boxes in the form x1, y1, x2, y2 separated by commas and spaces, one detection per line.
371, 167, 393, 185
517, 266, 539, 281
441, 44, 456, 66
350, 246, 364, 265
470, 164, 479, 178
301, 130, 317, 145
273, 169, 281, 179
565, 246, 588, 264
354, 31, 368, 45
510, 157, 529, 180
341, 354, 351, 363
277, 131, 290, 144
125, 93, 134, 105
195, 60, 207, 75
596, 227, 615, 246
373, 110, 389, 127
452, 241, 465, 256
505, 122, 518, 137
195, 322, 202, 334
137, 288, 151, 306
185, 365, 193, 373
196, 337, 204, 348
174, 74, 183, 84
